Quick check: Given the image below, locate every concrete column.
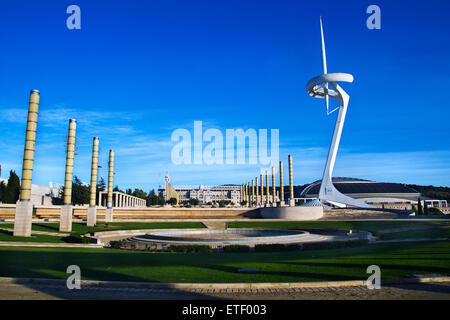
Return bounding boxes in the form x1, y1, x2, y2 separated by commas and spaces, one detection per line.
14, 89, 40, 237
279, 161, 284, 206
239, 186, 242, 205
60, 119, 77, 232
288, 154, 295, 207
251, 180, 255, 207
105, 150, 114, 222
87, 137, 99, 227
265, 171, 269, 206
255, 177, 259, 206
272, 167, 276, 207
260, 174, 263, 206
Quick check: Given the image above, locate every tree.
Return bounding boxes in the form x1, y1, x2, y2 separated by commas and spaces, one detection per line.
97, 177, 106, 191
113, 185, 124, 193
0, 180, 6, 203
417, 198, 423, 215
189, 198, 199, 206
133, 188, 147, 200
218, 200, 231, 208
4, 170, 20, 204
146, 189, 165, 206
423, 201, 428, 215
167, 197, 177, 206
71, 176, 90, 205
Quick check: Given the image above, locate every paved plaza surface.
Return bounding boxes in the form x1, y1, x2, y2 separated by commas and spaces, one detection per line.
0, 282, 449, 300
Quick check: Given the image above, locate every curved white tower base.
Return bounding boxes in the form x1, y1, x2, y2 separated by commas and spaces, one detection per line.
306, 18, 374, 209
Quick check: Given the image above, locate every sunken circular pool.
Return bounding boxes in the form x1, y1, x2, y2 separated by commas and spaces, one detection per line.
131, 229, 327, 246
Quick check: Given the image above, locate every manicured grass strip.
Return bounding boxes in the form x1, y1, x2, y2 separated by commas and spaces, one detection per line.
0, 241, 448, 283
0, 222, 205, 235
0, 222, 205, 243
227, 221, 445, 235
0, 231, 66, 243
381, 226, 450, 240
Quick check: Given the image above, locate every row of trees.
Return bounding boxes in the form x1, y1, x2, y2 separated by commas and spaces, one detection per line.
0, 170, 21, 204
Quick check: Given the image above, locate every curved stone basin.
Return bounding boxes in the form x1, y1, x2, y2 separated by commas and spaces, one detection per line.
133, 229, 325, 245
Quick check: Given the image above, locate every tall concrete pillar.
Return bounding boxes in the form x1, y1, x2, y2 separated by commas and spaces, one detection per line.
265, 171, 269, 206
252, 180, 256, 207
260, 174, 263, 205
288, 154, 295, 206
87, 137, 99, 227
272, 167, 276, 207
60, 119, 77, 232
14, 90, 40, 237
239, 186, 242, 205
105, 149, 114, 222
279, 161, 285, 205
255, 177, 259, 206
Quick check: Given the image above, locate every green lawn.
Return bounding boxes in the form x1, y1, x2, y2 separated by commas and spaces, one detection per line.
0, 222, 206, 243
0, 241, 448, 283
381, 226, 450, 240
228, 221, 447, 235
0, 232, 66, 243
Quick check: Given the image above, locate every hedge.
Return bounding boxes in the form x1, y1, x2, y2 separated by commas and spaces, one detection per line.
222, 245, 250, 253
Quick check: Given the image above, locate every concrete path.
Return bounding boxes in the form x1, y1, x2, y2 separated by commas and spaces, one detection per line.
0, 281, 448, 300
202, 222, 227, 230
0, 242, 103, 248
0, 227, 68, 237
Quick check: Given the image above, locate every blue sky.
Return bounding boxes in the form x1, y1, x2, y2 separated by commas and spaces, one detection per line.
1, 0, 449, 192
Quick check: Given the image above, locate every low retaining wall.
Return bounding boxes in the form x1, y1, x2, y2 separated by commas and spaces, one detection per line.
259, 206, 324, 220
0, 205, 259, 221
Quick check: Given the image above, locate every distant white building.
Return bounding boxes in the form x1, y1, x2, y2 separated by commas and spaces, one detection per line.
158, 184, 241, 205
0, 178, 61, 206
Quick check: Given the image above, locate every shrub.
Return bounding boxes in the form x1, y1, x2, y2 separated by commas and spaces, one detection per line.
166, 245, 212, 253
222, 245, 250, 253
109, 240, 123, 249
62, 235, 90, 244
254, 244, 301, 252
427, 207, 444, 215
302, 240, 368, 251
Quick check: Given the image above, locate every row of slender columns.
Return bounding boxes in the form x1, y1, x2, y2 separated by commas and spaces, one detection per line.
240, 155, 295, 207
105, 192, 146, 207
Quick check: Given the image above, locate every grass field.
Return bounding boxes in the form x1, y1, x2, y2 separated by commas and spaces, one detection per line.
227, 221, 447, 235
0, 222, 206, 243
380, 226, 450, 240
0, 241, 448, 283
1, 220, 448, 243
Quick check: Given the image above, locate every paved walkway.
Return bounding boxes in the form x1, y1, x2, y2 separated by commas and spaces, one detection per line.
0, 242, 103, 248
0, 281, 449, 300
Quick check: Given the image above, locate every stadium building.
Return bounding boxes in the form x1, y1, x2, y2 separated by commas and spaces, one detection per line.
296, 177, 448, 210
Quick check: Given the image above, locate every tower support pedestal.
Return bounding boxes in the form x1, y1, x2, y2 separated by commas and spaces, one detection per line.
87, 206, 97, 227
60, 205, 73, 232
13, 201, 33, 237
105, 208, 113, 222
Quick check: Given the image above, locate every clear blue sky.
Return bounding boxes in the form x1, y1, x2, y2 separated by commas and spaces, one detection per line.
1, 0, 449, 192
